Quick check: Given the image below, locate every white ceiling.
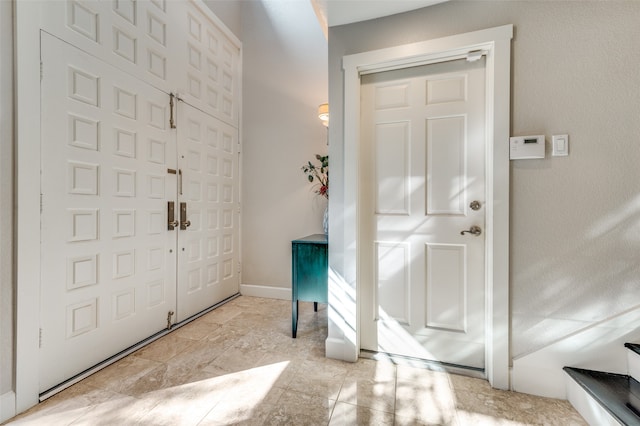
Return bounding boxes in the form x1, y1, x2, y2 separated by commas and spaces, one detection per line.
311, 0, 447, 31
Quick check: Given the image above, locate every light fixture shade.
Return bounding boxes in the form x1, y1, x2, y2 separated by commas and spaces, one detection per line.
318, 103, 329, 127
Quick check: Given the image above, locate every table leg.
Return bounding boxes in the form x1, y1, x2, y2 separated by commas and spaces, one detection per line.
292, 299, 298, 338
314, 301, 318, 312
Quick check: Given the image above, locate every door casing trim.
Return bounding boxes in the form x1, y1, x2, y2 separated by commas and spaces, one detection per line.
335, 24, 512, 389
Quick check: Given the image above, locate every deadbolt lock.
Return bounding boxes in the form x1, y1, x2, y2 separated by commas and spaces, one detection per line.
470, 200, 481, 211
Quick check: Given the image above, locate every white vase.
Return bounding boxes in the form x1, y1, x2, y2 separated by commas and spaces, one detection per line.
323, 206, 329, 235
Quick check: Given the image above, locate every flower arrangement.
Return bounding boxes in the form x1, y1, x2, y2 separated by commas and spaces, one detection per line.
301, 154, 328, 199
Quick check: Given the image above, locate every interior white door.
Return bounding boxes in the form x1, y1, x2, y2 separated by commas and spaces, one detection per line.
40, 32, 178, 391
175, 100, 240, 322
360, 59, 487, 369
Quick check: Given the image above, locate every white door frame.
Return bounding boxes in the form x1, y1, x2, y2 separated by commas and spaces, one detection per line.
337, 25, 512, 389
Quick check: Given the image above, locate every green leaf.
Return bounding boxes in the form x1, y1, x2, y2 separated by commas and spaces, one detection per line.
308, 175, 314, 182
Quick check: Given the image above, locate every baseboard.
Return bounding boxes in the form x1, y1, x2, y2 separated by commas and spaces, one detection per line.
0, 391, 16, 423
240, 284, 290, 300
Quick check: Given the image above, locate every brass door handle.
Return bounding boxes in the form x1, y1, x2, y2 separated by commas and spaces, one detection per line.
167, 202, 178, 230
179, 202, 190, 230
461, 226, 482, 236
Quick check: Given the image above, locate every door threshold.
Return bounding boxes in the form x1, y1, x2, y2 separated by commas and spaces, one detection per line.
359, 349, 485, 380
39, 293, 241, 402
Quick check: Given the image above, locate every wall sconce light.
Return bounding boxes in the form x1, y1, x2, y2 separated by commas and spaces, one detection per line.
318, 103, 329, 127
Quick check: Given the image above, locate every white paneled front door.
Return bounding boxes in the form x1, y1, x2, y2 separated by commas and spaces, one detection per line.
39, 32, 239, 393
176, 100, 239, 322
360, 59, 487, 369
40, 33, 178, 392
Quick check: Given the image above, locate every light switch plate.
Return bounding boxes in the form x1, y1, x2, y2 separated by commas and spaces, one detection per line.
552, 134, 569, 156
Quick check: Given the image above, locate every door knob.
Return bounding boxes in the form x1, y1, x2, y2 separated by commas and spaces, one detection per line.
460, 226, 482, 236
181, 220, 191, 228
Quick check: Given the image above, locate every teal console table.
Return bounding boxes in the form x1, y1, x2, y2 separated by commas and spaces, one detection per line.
291, 234, 328, 338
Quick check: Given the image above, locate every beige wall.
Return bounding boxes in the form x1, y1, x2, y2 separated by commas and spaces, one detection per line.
240, 0, 328, 293
203, 0, 242, 39
0, 0, 14, 399
328, 1, 640, 359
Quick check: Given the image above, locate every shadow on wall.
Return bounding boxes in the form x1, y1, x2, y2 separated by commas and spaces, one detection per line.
512, 192, 640, 357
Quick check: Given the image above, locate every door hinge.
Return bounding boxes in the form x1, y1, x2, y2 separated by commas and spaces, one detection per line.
237, 261, 241, 274
237, 142, 241, 154
39, 328, 43, 348
40, 61, 43, 81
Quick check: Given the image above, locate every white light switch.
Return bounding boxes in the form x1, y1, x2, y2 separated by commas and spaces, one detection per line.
552, 134, 569, 156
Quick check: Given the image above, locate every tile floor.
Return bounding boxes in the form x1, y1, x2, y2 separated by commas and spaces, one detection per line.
5, 296, 587, 425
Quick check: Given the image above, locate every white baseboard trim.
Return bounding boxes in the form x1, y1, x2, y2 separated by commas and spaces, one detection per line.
240, 284, 290, 300
326, 337, 349, 361
565, 372, 620, 426
0, 391, 16, 423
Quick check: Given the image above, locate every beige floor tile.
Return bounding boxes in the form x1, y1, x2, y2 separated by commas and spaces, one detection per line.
77, 356, 163, 395
395, 378, 458, 425
199, 402, 274, 426
338, 377, 395, 413
69, 394, 160, 426
329, 401, 395, 426
263, 389, 335, 425
6, 382, 119, 426
132, 376, 233, 425
453, 388, 587, 426
394, 412, 459, 426
254, 351, 306, 389
396, 363, 452, 387
298, 356, 352, 380
2, 296, 587, 426
198, 304, 244, 325
347, 358, 397, 382
204, 345, 267, 374
173, 319, 223, 341
285, 356, 350, 399
198, 387, 283, 426
449, 373, 492, 393
205, 324, 251, 348
133, 333, 199, 363
287, 374, 345, 400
